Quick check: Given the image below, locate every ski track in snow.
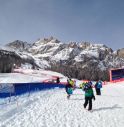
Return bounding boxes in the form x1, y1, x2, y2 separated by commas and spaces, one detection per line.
0, 84, 124, 127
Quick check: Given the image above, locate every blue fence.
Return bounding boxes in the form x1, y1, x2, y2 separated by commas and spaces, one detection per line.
0, 82, 65, 98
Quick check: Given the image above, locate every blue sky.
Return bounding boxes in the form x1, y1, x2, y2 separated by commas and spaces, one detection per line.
0, 0, 124, 50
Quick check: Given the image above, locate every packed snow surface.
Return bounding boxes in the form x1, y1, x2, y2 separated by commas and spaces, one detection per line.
0, 69, 67, 83
0, 82, 124, 127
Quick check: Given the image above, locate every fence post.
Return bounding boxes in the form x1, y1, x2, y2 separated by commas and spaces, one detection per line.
9, 91, 11, 103
28, 84, 30, 97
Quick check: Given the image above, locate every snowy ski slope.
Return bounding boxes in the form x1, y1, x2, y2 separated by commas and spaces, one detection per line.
0, 82, 124, 127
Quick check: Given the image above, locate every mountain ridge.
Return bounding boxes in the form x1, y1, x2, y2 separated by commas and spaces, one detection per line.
1, 37, 124, 81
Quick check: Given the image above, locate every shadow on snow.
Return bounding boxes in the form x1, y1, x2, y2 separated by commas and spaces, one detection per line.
92, 104, 122, 112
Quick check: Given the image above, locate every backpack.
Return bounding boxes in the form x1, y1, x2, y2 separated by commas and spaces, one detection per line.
83, 83, 91, 91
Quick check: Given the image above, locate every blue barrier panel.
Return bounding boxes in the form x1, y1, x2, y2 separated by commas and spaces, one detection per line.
0, 93, 15, 98
14, 83, 30, 95
0, 83, 15, 98
0, 83, 65, 98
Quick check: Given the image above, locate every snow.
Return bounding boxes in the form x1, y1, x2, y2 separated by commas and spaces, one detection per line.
30, 40, 61, 57
51, 47, 73, 61
0, 73, 47, 83
30, 40, 107, 62
74, 49, 99, 62
0, 82, 124, 127
0, 69, 124, 127
80, 49, 99, 58
34, 59, 50, 68
0, 69, 67, 83
98, 61, 106, 70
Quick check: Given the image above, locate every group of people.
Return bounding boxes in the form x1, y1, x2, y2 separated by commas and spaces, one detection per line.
65, 79, 102, 111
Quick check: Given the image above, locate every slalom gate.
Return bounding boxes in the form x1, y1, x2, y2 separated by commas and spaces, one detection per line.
0, 82, 65, 98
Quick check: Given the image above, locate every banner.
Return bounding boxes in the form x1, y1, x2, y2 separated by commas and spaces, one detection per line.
0, 84, 14, 93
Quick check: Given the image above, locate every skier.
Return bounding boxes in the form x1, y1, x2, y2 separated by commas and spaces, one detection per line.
95, 80, 102, 95
83, 81, 95, 111
79, 82, 87, 89
65, 79, 74, 99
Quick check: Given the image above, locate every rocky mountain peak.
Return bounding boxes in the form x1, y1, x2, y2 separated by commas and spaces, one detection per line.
44, 36, 60, 43
79, 42, 91, 49
116, 48, 124, 58
6, 40, 31, 51
68, 42, 78, 48
33, 36, 60, 46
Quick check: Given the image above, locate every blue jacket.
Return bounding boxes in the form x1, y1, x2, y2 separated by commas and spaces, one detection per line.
95, 81, 102, 89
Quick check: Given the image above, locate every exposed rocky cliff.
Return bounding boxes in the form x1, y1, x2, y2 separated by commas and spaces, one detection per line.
116, 48, 124, 58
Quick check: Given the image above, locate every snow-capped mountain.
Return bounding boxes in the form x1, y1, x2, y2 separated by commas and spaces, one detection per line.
1, 36, 124, 81
0, 49, 39, 73
6, 40, 31, 52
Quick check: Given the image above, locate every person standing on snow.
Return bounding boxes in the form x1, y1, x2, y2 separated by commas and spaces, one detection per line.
65, 78, 74, 99
79, 82, 87, 89
95, 80, 102, 95
83, 81, 95, 111
56, 77, 60, 83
